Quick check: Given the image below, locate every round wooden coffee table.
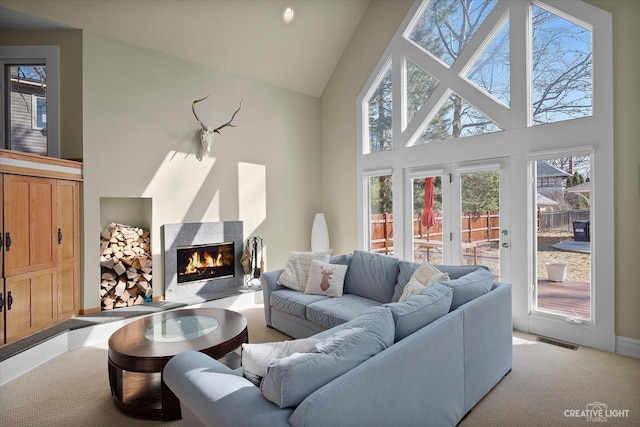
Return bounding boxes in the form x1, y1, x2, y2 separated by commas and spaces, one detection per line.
108, 308, 247, 420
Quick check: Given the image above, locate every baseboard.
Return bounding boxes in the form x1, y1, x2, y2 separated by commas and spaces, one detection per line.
616, 335, 640, 359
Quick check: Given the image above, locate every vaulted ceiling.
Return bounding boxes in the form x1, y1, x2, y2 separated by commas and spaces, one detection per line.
0, 0, 371, 97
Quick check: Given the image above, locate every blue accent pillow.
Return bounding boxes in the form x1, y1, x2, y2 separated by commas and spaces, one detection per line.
260, 306, 395, 408
344, 250, 398, 303
440, 267, 494, 309
385, 283, 453, 342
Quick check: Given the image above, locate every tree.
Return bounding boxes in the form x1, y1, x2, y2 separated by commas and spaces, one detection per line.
462, 171, 499, 213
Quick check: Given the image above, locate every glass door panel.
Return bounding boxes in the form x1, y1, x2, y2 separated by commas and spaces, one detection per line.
411, 175, 444, 263
532, 155, 591, 320
458, 169, 501, 278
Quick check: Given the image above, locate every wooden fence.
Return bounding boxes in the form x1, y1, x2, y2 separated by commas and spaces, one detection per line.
538, 209, 590, 232
370, 212, 500, 255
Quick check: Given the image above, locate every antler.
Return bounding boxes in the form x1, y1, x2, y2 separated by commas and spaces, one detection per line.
213, 99, 243, 134
192, 96, 210, 131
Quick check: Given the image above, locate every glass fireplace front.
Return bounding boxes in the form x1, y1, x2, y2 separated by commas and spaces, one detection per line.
176, 241, 235, 284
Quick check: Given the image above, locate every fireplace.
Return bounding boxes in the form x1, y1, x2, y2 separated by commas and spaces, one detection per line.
177, 242, 235, 284
162, 221, 244, 301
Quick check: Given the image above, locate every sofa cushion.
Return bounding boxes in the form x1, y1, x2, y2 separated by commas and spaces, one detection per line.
440, 267, 494, 310
241, 338, 320, 386
329, 253, 352, 266
305, 260, 348, 297
278, 251, 331, 291
384, 283, 453, 342
344, 250, 399, 303
270, 289, 329, 320
306, 294, 382, 329
260, 306, 395, 408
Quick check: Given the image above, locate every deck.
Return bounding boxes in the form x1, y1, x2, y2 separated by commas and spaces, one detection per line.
536, 279, 591, 319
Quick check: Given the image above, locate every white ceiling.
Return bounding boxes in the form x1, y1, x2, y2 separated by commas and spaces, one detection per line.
0, 0, 371, 97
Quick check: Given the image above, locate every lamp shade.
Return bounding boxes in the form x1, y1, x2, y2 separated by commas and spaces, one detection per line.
311, 213, 330, 252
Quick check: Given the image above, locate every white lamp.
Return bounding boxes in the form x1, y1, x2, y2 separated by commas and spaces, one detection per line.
311, 213, 330, 252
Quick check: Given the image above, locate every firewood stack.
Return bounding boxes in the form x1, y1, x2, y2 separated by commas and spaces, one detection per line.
100, 223, 152, 310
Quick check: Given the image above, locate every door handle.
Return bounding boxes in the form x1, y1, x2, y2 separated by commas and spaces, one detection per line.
7, 291, 12, 310
501, 242, 510, 248
58, 228, 63, 245
5, 233, 11, 251
0, 233, 3, 250
0, 293, 3, 312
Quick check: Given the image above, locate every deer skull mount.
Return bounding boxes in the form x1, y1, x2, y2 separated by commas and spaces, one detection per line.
192, 96, 242, 157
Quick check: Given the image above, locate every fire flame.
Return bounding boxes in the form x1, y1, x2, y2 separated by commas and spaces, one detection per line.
184, 251, 223, 274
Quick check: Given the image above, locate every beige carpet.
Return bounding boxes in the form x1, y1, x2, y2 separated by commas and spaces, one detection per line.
1, 306, 638, 427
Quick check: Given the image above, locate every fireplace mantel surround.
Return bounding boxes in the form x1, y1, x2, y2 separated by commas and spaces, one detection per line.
162, 221, 245, 301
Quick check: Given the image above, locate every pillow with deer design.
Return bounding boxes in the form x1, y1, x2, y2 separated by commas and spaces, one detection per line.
305, 260, 348, 297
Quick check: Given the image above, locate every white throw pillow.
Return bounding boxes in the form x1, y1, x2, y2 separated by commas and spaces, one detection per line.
399, 262, 449, 302
241, 338, 319, 386
305, 260, 348, 297
412, 262, 449, 287
398, 277, 426, 302
278, 251, 331, 291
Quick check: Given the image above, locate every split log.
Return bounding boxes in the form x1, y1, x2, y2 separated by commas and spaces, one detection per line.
100, 222, 152, 310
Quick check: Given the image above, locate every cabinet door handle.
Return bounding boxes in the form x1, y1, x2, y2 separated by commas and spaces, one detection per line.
0, 233, 3, 250
0, 293, 4, 312
5, 233, 10, 251
58, 228, 63, 245
7, 291, 12, 310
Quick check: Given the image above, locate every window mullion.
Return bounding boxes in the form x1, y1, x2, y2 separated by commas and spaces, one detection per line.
509, 0, 529, 129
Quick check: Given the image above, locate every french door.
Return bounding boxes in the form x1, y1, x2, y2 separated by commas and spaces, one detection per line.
407, 158, 510, 283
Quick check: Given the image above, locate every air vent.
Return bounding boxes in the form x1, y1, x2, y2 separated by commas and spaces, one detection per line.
536, 336, 579, 350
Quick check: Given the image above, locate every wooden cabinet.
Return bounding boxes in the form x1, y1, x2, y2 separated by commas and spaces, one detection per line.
0, 150, 82, 346
3, 175, 58, 276
57, 180, 80, 320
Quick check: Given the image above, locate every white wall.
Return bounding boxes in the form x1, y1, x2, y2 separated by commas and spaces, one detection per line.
320, 0, 413, 255
82, 32, 322, 309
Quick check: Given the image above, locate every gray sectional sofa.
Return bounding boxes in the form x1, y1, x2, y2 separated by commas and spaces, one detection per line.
164, 250, 512, 427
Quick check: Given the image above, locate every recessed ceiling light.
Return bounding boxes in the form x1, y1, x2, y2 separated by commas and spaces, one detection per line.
282, 6, 295, 24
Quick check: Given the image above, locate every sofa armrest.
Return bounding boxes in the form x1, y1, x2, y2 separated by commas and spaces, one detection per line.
459, 282, 512, 412
260, 269, 284, 326
164, 351, 292, 427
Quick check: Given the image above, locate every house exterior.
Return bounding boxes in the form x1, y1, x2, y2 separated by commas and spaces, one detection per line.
8, 66, 47, 155
536, 160, 572, 203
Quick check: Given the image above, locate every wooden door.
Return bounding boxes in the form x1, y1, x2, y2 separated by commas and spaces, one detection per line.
0, 176, 3, 345
0, 279, 5, 345
5, 269, 57, 344
3, 175, 57, 276
57, 180, 80, 320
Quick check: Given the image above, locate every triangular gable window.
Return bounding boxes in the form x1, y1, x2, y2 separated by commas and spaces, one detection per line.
367, 65, 392, 152
407, 0, 498, 67
464, 20, 510, 107
406, 59, 439, 126
414, 93, 502, 145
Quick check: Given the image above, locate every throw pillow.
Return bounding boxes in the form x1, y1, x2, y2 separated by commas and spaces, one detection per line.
385, 283, 453, 342
411, 261, 450, 287
278, 251, 331, 291
398, 262, 449, 302
305, 260, 348, 297
260, 306, 395, 408
440, 267, 494, 310
398, 277, 426, 302
241, 338, 319, 386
